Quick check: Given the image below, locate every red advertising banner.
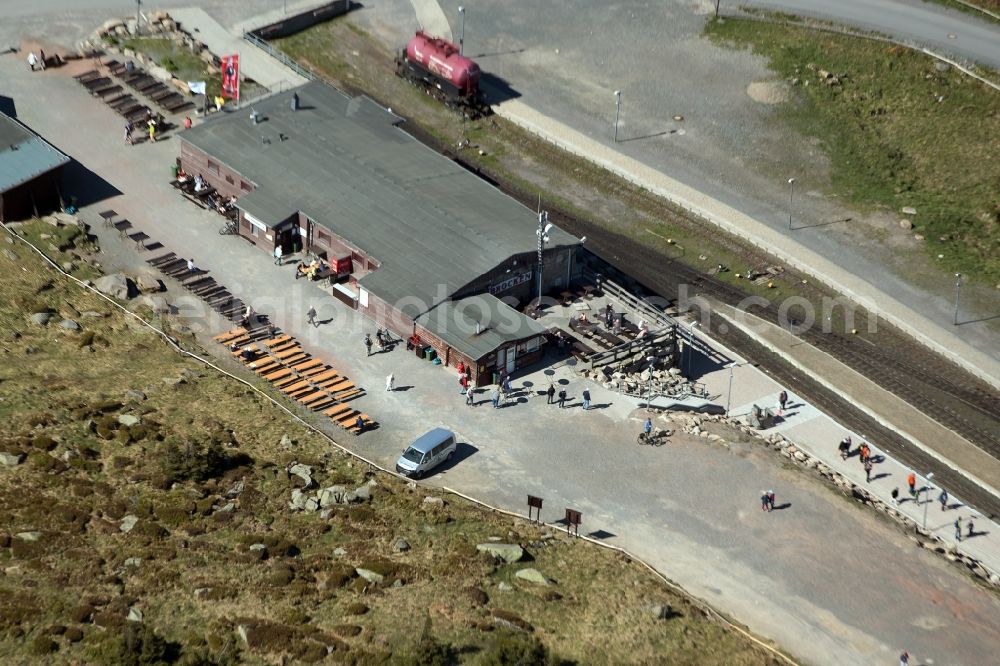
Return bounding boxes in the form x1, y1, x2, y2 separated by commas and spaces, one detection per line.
221, 54, 240, 101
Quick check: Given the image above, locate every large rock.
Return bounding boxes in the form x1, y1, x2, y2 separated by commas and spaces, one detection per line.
288, 463, 313, 488
0, 452, 26, 466
393, 538, 411, 553
356, 568, 384, 584
119, 515, 138, 533
477, 543, 524, 563
318, 485, 345, 507
30, 312, 54, 326
514, 568, 551, 586
59, 319, 80, 331
94, 274, 136, 300
132, 295, 169, 314
15, 531, 43, 542
289, 489, 308, 511
136, 274, 162, 293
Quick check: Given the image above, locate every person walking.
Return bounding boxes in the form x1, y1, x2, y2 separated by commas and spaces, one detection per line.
907, 471, 916, 498
459, 374, 468, 395
899, 651, 909, 666
147, 118, 156, 143
546, 384, 555, 404
385, 373, 395, 392
643, 417, 652, 436
859, 443, 870, 464
306, 305, 317, 327
767, 489, 776, 511
838, 436, 851, 460
466, 387, 475, 407
778, 390, 788, 412
125, 121, 134, 146
183, 116, 193, 130
891, 487, 900, 506
364, 334, 373, 357
273, 245, 283, 265
967, 518, 975, 538
954, 517, 962, 541
939, 489, 949, 511
27, 51, 37, 71
760, 491, 770, 512
864, 458, 873, 483
502, 374, 512, 395
491, 386, 500, 409
581, 388, 591, 410
558, 388, 567, 408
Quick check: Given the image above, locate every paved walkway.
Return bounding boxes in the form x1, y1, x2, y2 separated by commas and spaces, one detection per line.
168, 7, 308, 93
7, 54, 1000, 666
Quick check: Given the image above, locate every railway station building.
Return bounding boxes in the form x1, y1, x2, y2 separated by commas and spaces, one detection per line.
0, 109, 70, 222
178, 81, 583, 384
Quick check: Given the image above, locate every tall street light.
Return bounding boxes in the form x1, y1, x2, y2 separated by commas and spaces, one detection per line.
684, 321, 698, 378
725, 361, 750, 416
953, 273, 962, 326
536, 211, 552, 306
787, 177, 796, 230
458, 6, 466, 55
922, 472, 935, 530
613, 90, 622, 143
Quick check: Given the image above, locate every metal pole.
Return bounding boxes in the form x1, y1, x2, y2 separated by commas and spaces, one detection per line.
922, 472, 935, 530
459, 6, 466, 55
953, 273, 961, 325
715, 0, 721, 19
613, 90, 621, 143
536, 211, 547, 306
726, 364, 735, 415
787, 177, 796, 230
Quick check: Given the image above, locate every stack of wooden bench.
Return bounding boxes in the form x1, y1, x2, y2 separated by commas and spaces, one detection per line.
145, 252, 249, 323
110, 61, 193, 114
214, 328, 373, 435
74, 64, 150, 123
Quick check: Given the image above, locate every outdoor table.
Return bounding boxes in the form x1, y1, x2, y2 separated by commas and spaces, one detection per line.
99, 209, 117, 227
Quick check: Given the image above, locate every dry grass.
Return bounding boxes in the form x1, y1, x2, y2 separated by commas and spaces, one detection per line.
0, 224, 779, 663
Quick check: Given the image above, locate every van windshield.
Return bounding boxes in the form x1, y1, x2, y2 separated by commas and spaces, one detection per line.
401, 447, 425, 464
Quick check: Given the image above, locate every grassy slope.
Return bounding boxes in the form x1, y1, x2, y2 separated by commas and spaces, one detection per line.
0, 223, 774, 664
706, 18, 1000, 284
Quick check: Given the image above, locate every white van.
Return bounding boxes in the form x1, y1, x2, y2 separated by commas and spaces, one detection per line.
395, 428, 457, 478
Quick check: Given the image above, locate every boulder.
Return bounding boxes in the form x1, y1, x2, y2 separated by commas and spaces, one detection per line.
94, 273, 136, 300
136, 274, 162, 293
645, 603, 674, 619
15, 531, 43, 542
0, 452, 25, 466
123, 557, 142, 568
333, 547, 347, 557
289, 489, 308, 511
279, 434, 293, 447
127, 607, 143, 622
899, 219, 913, 230
393, 538, 411, 553
901, 206, 918, 216
119, 515, 138, 533
289, 463, 313, 488
117, 414, 141, 427
58, 319, 80, 331
304, 498, 319, 512
30, 312, 54, 326
354, 485, 371, 501
125, 390, 146, 402
319, 485, 345, 507
476, 543, 524, 563
132, 295, 169, 314
514, 568, 551, 586
81, 311, 106, 318
356, 568, 384, 584
423, 496, 445, 507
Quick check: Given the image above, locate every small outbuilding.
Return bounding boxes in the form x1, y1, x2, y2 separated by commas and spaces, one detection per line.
0, 110, 69, 221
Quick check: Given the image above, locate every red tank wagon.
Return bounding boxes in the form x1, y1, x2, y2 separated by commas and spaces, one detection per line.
396, 31, 489, 118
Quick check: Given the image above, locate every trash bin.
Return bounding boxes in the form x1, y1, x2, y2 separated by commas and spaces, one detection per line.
171, 164, 179, 179
423, 346, 436, 361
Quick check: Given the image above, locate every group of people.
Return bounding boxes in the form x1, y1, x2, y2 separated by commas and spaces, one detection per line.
364, 330, 394, 356
760, 489, 778, 512
295, 258, 329, 281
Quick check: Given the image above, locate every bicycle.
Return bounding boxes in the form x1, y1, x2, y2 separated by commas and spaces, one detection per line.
637, 428, 672, 446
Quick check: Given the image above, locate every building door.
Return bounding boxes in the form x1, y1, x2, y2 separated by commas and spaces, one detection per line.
505, 346, 516, 374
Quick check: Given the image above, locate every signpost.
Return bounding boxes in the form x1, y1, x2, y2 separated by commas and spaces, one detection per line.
527, 495, 543, 523
564, 508, 582, 537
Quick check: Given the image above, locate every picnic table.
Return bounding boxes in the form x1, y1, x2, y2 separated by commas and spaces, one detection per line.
99, 209, 117, 227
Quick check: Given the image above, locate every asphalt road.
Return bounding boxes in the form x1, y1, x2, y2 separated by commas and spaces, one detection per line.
742, 0, 1000, 69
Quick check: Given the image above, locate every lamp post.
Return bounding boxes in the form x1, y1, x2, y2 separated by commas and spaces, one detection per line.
536, 211, 552, 307
684, 321, 698, 378
922, 472, 935, 530
613, 90, 622, 143
725, 361, 749, 416
458, 6, 466, 55
953, 273, 962, 326
787, 177, 796, 230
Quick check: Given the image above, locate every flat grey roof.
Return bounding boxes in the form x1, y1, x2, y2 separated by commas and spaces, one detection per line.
181, 81, 579, 313
0, 112, 70, 194
416, 294, 548, 360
